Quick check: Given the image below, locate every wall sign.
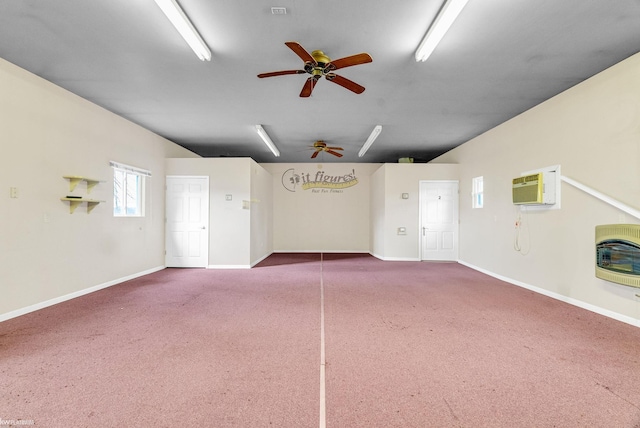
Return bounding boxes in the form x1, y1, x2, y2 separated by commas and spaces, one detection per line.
282, 168, 359, 193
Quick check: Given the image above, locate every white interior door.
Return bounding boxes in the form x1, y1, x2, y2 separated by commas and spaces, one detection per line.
166, 176, 209, 268
420, 181, 459, 261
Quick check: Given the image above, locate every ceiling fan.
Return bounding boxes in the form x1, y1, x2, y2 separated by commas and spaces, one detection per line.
257, 42, 373, 97
311, 141, 343, 159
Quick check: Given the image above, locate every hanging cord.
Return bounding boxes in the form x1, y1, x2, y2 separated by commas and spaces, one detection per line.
513, 207, 530, 255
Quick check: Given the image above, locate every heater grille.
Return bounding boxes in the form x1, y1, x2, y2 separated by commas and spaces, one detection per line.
595, 224, 640, 288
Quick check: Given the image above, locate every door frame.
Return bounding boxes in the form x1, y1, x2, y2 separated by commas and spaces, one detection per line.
418, 180, 459, 261
165, 175, 210, 268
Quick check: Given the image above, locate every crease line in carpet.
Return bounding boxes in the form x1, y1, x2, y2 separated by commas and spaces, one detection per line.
319, 252, 326, 428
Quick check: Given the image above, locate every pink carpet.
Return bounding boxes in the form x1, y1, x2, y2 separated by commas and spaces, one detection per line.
1, 253, 639, 427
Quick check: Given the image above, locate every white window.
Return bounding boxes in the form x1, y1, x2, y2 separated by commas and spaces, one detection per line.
110, 161, 150, 217
472, 176, 484, 208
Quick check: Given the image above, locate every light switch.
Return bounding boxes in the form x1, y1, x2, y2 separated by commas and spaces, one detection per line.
401, 193, 409, 199
225, 194, 232, 201
397, 227, 407, 235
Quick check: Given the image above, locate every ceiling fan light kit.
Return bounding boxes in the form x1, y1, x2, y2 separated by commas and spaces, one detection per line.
255, 125, 280, 157
358, 125, 383, 157
153, 0, 211, 61
415, 0, 469, 62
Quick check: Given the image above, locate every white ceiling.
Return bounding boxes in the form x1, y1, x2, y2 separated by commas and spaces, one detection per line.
1, 1, 640, 163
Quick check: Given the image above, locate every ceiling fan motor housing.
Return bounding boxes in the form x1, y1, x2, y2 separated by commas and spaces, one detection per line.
311, 50, 330, 66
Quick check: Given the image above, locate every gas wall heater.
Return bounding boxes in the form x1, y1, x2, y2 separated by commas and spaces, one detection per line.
512, 171, 556, 205
595, 224, 640, 288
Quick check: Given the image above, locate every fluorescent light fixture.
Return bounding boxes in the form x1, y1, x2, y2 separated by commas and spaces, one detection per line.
154, 0, 211, 61
255, 125, 280, 157
358, 125, 383, 157
415, 0, 469, 62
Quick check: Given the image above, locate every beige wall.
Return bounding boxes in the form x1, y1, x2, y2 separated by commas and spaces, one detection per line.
262, 163, 380, 252
433, 53, 640, 326
250, 162, 274, 265
0, 58, 198, 320
165, 158, 273, 268
263, 162, 459, 259
373, 164, 460, 260
370, 166, 386, 257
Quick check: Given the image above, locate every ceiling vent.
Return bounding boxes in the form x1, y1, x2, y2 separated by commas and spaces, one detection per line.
271, 7, 287, 15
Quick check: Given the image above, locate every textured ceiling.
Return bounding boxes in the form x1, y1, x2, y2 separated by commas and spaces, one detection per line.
1, 0, 640, 163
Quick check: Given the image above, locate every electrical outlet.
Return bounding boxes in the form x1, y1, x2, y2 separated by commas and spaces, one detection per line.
9, 187, 18, 198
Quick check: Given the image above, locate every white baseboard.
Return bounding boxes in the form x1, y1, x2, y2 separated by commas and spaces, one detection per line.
458, 260, 639, 329
207, 264, 251, 269
370, 253, 421, 262
0, 266, 165, 323
273, 250, 369, 254
250, 252, 272, 267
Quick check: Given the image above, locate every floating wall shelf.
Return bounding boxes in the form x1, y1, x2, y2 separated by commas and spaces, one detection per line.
62, 175, 105, 214
60, 198, 105, 214
63, 176, 104, 193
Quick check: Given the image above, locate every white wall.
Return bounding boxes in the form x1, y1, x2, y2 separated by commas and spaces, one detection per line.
433, 53, 640, 326
371, 164, 459, 260
165, 158, 273, 268
262, 163, 380, 252
250, 162, 274, 265
0, 58, 198, 320
370, 166, 386, 257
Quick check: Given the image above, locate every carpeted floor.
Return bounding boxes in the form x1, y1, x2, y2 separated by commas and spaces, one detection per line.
1, 253, 639, 427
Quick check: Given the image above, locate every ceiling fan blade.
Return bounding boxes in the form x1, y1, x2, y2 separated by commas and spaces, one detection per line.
285, 41, 316, 65
325, 53, 372, 71
325, 73, 365, 94
326, 146, 343, 151
300, 76, 318, 97
311, 150, 320, 159
257, 70, 306, 78
326, 149, 344, 158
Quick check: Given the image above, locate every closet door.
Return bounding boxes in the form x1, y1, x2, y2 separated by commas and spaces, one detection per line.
166, 176, 209, 268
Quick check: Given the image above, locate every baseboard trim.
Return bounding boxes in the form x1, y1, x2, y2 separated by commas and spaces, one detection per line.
370, 253, 421, 262
458, 260, 639, 329
0, 266, 165, 323
273, 250, 370, 254
250, 252, 272, 267
207, 264, 251, 269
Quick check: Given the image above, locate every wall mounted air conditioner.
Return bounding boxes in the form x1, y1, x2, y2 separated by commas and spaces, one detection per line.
512, 171, 556, 205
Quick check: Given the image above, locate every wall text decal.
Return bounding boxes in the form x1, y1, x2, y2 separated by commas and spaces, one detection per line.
282, 168, 358, 193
